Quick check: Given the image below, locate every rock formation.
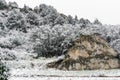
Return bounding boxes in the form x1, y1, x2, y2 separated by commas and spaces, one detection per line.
47, 33, 120, 70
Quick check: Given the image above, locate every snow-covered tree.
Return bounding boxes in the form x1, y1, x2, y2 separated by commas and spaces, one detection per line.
8, 2, 18, 9
44, 11, 58, 26
26, 11, 39, 26
39, 4, 57, 17
31, 24, 81, 57
0, 17, 5, 29
0, 61, 9, 80
93, 18, 102, 25
22, 5, 32, 13
33, 4, 59, 26
0, 0, 7, 10
34, 6, 39, 14
67, 15, 74, 25
6, 9, 27, 32
54, 14, 65, 25
74, 15, 79, 24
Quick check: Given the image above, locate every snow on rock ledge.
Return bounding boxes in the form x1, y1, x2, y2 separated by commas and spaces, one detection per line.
47, 33, 120, 70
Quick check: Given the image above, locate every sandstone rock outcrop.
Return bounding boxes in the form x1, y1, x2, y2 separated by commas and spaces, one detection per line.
47, 34, 120, 70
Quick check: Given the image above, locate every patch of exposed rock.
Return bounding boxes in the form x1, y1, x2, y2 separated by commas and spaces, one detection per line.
47, 34, 120, 70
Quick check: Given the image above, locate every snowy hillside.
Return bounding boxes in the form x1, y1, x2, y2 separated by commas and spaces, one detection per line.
0, 0, 120, 80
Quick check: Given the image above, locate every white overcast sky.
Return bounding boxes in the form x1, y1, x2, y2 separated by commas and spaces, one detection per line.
6, 0, 120, 25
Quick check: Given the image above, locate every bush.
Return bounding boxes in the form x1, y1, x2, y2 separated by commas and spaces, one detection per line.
6, 9, 27, 33
26, 11, 40, 26
0, 48, 16, 60
0, 30, 27, 49
0, 61, 9, 80
31, 24, 81, 57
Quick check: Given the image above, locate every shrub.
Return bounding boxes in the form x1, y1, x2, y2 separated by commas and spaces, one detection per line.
0, 30, 27, 49
31, 24, 81, 57
0, 48, 16, 60
0, 61, 9, 80
26, 11, 40, 26
6, 9, 27, 33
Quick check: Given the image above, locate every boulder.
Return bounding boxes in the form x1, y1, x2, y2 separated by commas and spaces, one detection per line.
47, 34, 120, 70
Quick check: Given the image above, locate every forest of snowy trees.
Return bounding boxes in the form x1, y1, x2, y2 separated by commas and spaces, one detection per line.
0, 0, 120, 79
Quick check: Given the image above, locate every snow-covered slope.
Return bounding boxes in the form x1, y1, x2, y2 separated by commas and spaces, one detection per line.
2, 57, 120, 80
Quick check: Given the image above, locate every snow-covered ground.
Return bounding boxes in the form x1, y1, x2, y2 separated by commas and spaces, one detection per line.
2, 55, 120, 80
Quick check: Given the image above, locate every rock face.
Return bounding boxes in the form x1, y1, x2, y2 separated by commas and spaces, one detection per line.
47, 34, 120, 70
